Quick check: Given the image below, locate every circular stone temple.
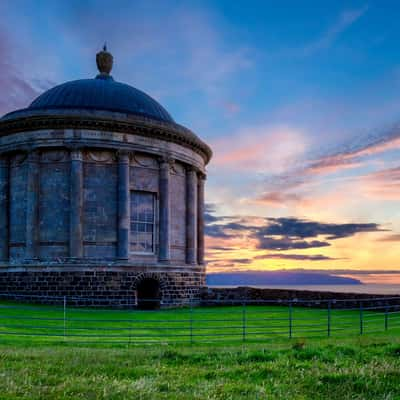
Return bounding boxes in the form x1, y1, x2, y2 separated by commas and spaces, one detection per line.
0, 47, 212, 308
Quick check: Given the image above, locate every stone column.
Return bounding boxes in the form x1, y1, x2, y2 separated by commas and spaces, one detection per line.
186, 167, 197, 264
69, 149, 83, 258
117, 151, 130, 260
0, 156, 9, 261
197, 173, 206, 265
26, 150, 40, 260
158, 157, 171, 263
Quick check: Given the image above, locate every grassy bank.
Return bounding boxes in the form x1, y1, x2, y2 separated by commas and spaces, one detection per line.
1, 336, 400, 399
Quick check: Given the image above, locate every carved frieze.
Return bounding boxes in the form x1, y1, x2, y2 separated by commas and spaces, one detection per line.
84, 150, 116, 163
131, 153, 158, 169
40, 149, 68, 163
170, 161, 185, 176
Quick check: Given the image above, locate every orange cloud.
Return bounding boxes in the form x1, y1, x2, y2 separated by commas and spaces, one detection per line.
305, 134, 400, 176
360, 166, 400, 200
210, 125, 307, 173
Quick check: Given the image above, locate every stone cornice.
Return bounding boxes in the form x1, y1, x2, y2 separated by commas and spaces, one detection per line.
0, 110, 212, 164
0, 262, 206, 273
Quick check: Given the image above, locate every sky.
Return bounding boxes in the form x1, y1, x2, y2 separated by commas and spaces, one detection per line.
0, 0, 399, 282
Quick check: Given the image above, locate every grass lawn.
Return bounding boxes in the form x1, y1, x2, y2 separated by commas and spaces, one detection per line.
1, 337, 400, 399
0, 301, 399, 344
0, 302, 400, 399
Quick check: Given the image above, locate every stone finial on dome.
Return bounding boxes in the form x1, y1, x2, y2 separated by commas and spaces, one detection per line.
96, 44, 113, 76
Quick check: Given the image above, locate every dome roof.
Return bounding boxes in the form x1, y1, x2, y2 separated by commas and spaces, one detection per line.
28, 75, 174, 123
0, 47, 212, 164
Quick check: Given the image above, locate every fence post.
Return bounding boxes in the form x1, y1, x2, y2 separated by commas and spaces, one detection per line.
359, 302, 363, 335
327, 301, 331, 338
63, 296, 67, 341
385, 305, 389, 332
129, 301, 134, 347
242, 301, 246, 343
289, 301, 293, 339
189, 298, 194, 345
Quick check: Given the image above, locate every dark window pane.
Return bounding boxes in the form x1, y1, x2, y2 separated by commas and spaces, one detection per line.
130, 191, 155, 253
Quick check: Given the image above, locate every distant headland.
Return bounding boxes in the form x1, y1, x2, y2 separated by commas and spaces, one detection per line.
206, 270, 361, 286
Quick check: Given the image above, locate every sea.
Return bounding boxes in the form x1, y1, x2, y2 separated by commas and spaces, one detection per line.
208, 284, 400, 295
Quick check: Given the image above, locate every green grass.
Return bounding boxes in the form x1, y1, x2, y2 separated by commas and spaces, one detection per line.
0, 301, 399, 345
1, 337, 400, 399
1, 302, 400, 399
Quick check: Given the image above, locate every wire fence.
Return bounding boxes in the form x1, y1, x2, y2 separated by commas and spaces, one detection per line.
0, 293, 399, 345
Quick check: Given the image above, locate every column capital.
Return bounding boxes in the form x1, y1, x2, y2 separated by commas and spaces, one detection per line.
159, 155, 174, 168
197, 171, 207, 181
27, 149, 40, 162
185, 165, 199, 174
70, 148, 83, 161
117, 149, 131, 163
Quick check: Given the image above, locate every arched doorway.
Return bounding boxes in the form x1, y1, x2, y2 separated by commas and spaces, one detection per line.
136, 278, 161, 309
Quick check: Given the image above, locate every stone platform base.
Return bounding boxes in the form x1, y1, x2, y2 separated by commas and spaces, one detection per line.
0, 265, 205, 308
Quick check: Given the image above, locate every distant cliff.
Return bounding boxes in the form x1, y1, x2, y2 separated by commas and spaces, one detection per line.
206, 271, 361, 286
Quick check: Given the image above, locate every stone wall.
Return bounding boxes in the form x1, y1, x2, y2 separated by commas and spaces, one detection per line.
0, 268, 205, 307
201, 286, 400, 309
5, 147, 203, 265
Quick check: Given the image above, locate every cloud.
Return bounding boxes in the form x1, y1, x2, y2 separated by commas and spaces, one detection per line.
53, 2, 253, 107
204, 212, 221, 224
205, 203, 218, 213
254, 253, 339, 261
360, 166, 400, 200
222, 101, 240, 115
256, 237, 330, 251
226, 258, 253, 264
205, 224, 235, 239
205, 210, 384, 252
208, 246, 237, 251
255, 124, 400, 207
210, 125, 307, 173
0, 28, 42, 115
256, 192, 304, 206
377, 234, 400, 242
259, 217, 383, 240
301, 5, 369, 56
306, 129, 400, 176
